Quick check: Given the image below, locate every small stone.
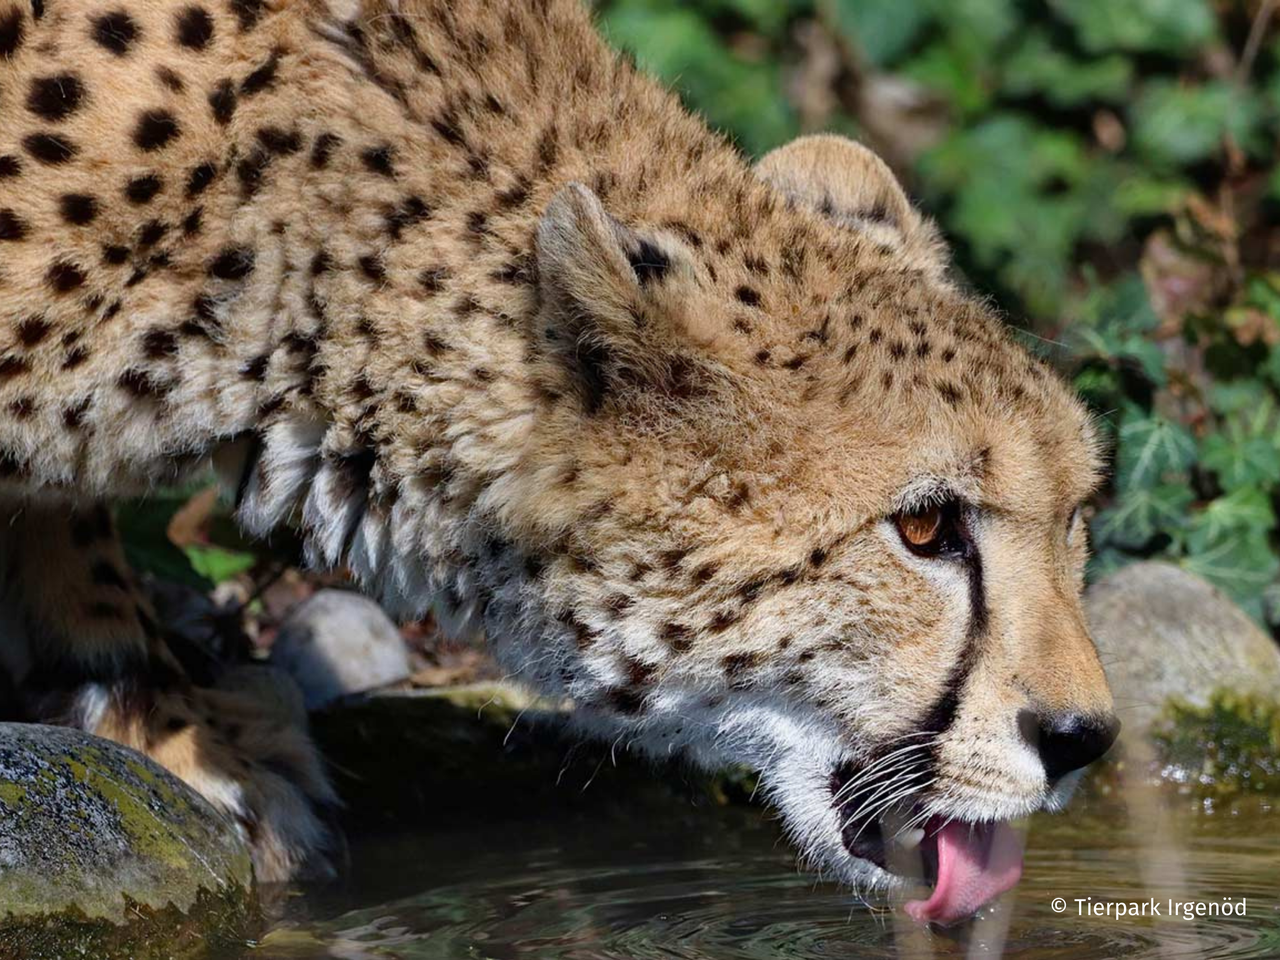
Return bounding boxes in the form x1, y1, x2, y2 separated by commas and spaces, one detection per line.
271, 589, 412, 710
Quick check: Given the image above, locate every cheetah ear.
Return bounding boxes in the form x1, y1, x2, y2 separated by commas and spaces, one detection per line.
755, 135, 948, 278
535, 183, 697, 411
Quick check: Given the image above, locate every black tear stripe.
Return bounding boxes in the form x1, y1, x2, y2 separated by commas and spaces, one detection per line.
919, 544, 988, 739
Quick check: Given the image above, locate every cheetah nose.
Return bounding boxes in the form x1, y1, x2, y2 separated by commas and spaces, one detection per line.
1017, 708, 1121, 781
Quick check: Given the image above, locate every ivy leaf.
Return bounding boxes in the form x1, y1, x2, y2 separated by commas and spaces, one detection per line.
1199, 403, 1280, 492
1113, 405, 1197, 489
1093, 481, 1194, 550
1181, 530, 1280, 605
1002, 31, 1133, 106
1049, 0, 1216, 55
1132, 80, 1266, 167
828, 0, 929, 66
1188, 488, 1277, 543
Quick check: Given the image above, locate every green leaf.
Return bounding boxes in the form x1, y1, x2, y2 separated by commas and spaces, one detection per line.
1199, 404, 1280, 492
828, 0, 929, 66
1181, 530, 1280, 603
1113, 405, 1197, 489
1132, 80, 1267, 167
1002, 31, 1133, 106
1093, 481, 1194, 550
1050, 0, 1216, 55
185, 544, 257, 585
1189, 488, 1277, 543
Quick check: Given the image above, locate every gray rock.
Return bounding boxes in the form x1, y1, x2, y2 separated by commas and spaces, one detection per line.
1086, 562, 1280, 733
0, 723, 254, 957
272, 589, 411, 710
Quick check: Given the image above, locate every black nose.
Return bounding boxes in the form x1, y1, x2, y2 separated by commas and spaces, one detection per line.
1018, 709, 1121, 781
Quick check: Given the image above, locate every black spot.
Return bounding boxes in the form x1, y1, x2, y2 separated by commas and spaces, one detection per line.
61, 346, 90, 369
466, 210, 488, 236
495, 177, 530, 209
0, 7, 25, 58
236, 147, 269, 196
0, 356, 29, 379
842, 344, 858, 364
23, 132, 76, 164
0, 209, 28, 241
46, 261, 86, 293
185, 162, 216, 197
240, 354, 269, 380
154, 66, 185, 92
358, 254, 385, 282
781, 355, 807, 371
936, 382, 963, 406
91, 10, 139, 55
26, 74, 85, 122
208, 79, 236, 124
182, 207, 203, 235
134, 109, 180, 151
175, 5, 213, 48
137, 219, 167, 246
310, 250, 331, 275
735, 285, 761, 307
208, 245, 254, 280
723, 652, 760, 684
30, 0, 41, 20
941, 347, 956, 363
809, 548, 827, 567
16, 316, 50, 346
102, 244, 130, 265
0, 156, 20, 178
58, 193, 97, 225
240, 49, 279, 94
361, 144, 395, 177
257, 125, 300, 154
431, 110, 466, 148
307, 133, 340, 170
142, 329, 178, 359
386, 197, 431, 241
117, 368, 171, 400
229, 0, 264, 31
418, 266, 450, 292
123, 173, 163, 204
627, 239, 670, 285
62, 397, 91, 428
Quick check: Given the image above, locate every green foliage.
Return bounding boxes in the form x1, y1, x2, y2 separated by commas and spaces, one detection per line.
597, 0, 1280, 633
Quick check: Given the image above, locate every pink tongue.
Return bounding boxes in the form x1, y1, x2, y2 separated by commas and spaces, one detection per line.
904, 821, 1023, 926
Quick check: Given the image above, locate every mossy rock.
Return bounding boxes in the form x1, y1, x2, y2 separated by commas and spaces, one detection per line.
1150, 691, 1280, 798
0, 723, 255, 959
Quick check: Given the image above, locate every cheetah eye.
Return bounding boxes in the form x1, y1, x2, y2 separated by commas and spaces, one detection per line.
893, 499, 968, 559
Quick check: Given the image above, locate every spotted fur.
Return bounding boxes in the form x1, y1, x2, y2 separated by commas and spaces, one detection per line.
0, 0, 1113, 894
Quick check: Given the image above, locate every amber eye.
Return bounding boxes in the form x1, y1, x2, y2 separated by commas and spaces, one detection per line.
892, 499, 968, 558
897, 505, 943, 547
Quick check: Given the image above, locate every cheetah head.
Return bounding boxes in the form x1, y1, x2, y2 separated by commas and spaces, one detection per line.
479, 135, 1118, 925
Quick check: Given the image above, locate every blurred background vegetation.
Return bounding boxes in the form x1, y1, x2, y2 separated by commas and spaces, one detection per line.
123, 0, 1280, 648
594, 0, 1280, 630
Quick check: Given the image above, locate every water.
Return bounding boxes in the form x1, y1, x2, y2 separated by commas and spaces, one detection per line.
248, 788, 1279, 959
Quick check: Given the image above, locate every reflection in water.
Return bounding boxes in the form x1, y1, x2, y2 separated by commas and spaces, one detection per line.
251, 788, 1278, 960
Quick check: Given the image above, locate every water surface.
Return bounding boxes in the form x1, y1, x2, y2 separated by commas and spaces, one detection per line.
249, 787, 1279, 959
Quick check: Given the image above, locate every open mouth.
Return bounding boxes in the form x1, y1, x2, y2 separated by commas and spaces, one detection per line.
834, 771, 1024, 925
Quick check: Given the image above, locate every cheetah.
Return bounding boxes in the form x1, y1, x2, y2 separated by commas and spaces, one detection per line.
0, 0, 1118, 923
